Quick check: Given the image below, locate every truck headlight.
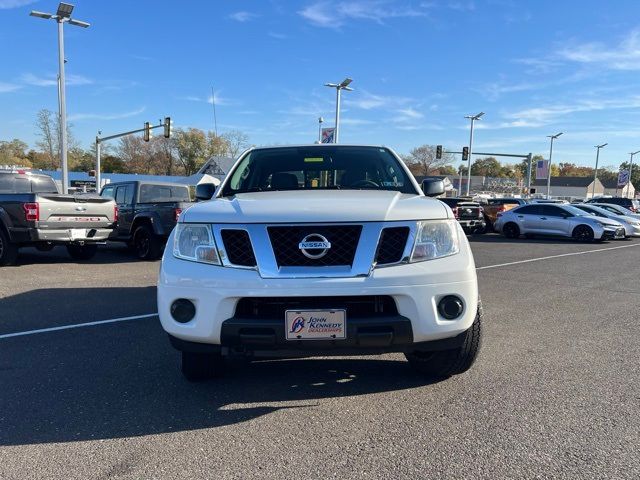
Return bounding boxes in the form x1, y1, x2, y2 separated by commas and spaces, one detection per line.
410, 220, 459, 262
173, 223, 221, 265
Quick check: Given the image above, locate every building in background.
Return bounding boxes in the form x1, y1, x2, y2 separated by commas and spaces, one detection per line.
531, 177, 605, 200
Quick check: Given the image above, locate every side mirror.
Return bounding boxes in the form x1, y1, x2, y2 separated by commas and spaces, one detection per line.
422, 179, 445, 197
195, 183, 216, 201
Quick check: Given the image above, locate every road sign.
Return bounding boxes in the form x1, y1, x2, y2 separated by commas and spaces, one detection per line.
618, 169, 630, 187
321, 127, 335, 143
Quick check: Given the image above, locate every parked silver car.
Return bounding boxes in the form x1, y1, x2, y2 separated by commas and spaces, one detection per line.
591, 203, 640, 221
494, 203, 626, 241
573, 204, 640, 237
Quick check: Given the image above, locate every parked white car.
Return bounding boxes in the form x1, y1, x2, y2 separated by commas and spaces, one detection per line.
158, 145, 482, 381
494, 203, 625, 241
591, 203, 640, 221
574, 204, 640, 237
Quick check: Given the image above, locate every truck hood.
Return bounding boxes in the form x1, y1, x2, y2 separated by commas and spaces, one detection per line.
182, 190, 450, 224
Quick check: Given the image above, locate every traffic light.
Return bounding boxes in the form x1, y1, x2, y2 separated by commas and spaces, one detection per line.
143, 121, 152, 142
436, 145, 443, 160
164, 116, 173, 138
462, 146, 469, 161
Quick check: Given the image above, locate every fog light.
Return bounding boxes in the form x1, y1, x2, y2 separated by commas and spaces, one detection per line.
438, 296, 464, 320
171, 299, 196, 323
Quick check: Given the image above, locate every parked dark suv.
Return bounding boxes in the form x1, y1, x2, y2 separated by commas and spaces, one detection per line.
439, 197, 486, 234
586, 196, 639, 213
100, 181, 193, 260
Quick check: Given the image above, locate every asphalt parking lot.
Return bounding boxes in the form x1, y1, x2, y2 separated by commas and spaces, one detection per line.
1, 235, 639, 479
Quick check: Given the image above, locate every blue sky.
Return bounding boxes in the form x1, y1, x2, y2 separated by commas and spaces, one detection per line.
2, 0, 640, 170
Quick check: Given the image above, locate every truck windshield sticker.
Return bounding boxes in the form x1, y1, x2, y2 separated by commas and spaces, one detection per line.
304, 157, 324, 163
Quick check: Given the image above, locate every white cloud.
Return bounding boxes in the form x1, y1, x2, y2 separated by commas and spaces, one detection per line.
298, 1, 430, 28
179, 92, 233, 106
396, 108, 424, 119
340, 118, 376, 125
558, 29, 640, 71
228, 11, 258, 22
0, 0, 36, 9
268, 31, 288, 40
21, 73, 93, 87
0, 82, 21, 93
67, 107, 146, 122
346, 91, 413, 110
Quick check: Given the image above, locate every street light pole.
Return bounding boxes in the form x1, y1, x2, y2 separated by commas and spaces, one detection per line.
318, 117, 323, 143
592, 143, 607, 198
324, 78, 353, 143
626, 150, 640, 198
30, 3, 90, 194
546, 132, 563, 199
464, 111, 484, 196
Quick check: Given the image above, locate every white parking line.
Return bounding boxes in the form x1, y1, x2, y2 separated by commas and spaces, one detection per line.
0, 313, 158, 340
476, 242, 640, 271
2, 242, 639, 340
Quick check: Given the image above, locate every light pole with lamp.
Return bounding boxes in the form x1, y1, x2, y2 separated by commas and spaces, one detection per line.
626, 150, 640, 198
592, 143, 607, 199
464, 111, 484, 196
30, 3, 90, 194
545, 132, 563, 199
324, 78, 353, 143
318, 117, 324, 143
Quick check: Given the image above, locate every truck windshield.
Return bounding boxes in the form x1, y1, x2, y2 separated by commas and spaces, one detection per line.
221, 146, 417, 196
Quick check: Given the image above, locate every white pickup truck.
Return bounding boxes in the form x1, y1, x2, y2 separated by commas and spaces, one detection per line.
157, 145, 482, 381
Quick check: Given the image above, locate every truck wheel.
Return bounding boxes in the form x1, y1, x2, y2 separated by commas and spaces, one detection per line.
405, 301, 483, 378
67, 243, 98, 260
0, 228, 18, 266
181, 351, 224, 381
133, 225, 163, 260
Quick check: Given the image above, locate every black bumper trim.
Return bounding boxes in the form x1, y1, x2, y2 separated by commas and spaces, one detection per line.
168, 317, 469, 357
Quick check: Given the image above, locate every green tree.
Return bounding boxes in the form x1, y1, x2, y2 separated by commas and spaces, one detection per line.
0, 139, 30, 166
470, 157, 501, 177
175, 128, 211, 176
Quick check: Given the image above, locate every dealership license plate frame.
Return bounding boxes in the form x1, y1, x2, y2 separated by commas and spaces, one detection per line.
285, 309, 347, 340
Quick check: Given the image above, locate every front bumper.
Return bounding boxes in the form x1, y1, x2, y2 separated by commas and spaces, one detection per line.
601, 226, 626, 240
157, 229, 478, 349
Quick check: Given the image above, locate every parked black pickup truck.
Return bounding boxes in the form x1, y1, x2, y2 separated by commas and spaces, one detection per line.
100, 180, 193, 260
0, 170, 117, 265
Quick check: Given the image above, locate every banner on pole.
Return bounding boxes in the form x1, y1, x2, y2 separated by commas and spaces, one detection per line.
618, 169, 630, 187
535, 159, 549, 180
321, 127, 335, 143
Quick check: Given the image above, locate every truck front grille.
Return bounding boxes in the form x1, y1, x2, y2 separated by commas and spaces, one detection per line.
268, 225, 362, 267
375, 227, 410, 265
221, 229, 257, 267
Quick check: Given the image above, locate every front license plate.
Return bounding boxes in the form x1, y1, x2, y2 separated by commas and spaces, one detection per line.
69, 228, 86, 240
285, 309, 346, 340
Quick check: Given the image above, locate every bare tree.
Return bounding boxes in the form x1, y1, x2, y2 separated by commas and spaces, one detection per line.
35, 109, 58, 170
221, 130, 250, 159
34, 108, 81, 170
403, 145, 455, 176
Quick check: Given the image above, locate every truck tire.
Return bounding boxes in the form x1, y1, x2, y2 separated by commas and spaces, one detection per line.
405, 301, 483, 378
181, 351, 224, 381
0, 228, 18, 266
133, 225, 163, 260
66, 243, 98, 260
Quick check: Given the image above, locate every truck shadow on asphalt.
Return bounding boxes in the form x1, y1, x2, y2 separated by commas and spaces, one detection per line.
0, 305, 442, 446
11, 243, 151, 266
